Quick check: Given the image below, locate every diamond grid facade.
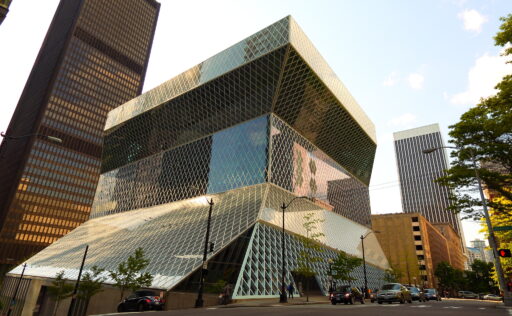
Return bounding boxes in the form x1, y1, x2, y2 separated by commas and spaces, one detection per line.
9, 16, 388, 299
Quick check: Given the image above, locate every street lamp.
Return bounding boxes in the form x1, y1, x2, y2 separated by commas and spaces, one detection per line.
1, 132, 62, 143
7, 263, 27, 316
423, 146, 511, 306
328, 258, 334, 294
279, 196, 310, 303
195, 197, 214, 308
361, 230, 380, 298
67, 245, 89, 316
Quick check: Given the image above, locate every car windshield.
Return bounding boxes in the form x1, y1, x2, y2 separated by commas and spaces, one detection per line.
338, 286, 351, 292
408, 287, 419, 293
136, 290, 157, 297
425, 289, 435, 293
381, 284, 400, 290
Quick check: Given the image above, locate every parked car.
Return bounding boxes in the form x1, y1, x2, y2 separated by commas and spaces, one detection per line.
458, 291, 478, 299
483, 294, 502, 301
377, 283, 412, 304
330, 285, 365, 305
117, 290, 164, 312
406, 286, 426, 302
424, 288, 442, 301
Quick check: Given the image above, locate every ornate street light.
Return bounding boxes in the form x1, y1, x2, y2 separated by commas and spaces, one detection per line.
361, 230, 380, 298
279, 196, 310, 303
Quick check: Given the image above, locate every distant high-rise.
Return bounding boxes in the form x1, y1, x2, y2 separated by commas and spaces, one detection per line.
393, 124, 463, 235
0, 0, 160, 267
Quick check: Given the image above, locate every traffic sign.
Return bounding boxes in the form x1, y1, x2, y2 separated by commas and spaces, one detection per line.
494, 226, 512, 231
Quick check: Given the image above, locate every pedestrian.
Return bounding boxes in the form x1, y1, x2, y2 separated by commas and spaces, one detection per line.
287, 282, 295, 299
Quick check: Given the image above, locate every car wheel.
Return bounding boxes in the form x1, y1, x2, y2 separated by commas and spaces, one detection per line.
117, 305, 125, 313
378, 301, 382, 304
331, 301, 336, 305
350, 297, 355, 305
388, 301, 392, 304
408, 299, 412, 303
400, 296, 405, 304
361, 298, 365, 304
137, 303, 145, 312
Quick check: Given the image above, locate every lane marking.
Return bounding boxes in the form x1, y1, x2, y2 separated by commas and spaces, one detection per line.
443, 306, 462, 309
410, 305, 430, 308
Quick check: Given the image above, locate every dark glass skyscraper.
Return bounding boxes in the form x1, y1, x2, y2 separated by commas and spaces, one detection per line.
0, 0, 160, 266
393, 124, 463, 234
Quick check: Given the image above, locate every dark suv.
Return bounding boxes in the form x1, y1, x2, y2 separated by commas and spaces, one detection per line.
330, 285, 365, 305
424, 288, 441, 301
117, 290, 164, 312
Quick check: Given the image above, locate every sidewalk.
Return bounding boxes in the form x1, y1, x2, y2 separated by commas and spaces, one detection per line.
220, 295, 330, 308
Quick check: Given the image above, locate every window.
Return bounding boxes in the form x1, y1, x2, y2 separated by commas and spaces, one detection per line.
411, 217, 419, 222
415, 245, 423, 250
413, 226, 420, 231
414, 235, 421, 241
417, 255, 425, 260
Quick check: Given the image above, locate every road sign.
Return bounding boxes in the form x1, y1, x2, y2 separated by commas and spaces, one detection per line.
494, 226, 512, 231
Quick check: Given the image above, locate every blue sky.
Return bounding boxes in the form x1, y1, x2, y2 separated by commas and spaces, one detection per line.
1, 0, 511, 245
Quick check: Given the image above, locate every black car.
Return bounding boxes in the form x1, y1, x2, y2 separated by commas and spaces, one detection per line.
330, 285, 365, 305
117, 290, 164, 312
424, 288, 442, 301
406, 286, 426, 302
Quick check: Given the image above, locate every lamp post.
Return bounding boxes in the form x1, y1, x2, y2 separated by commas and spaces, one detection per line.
7, 263, 27, 316
1, 132, 62, 143
195, 198, 214, 308
279, 196, 310, 303
328, 258, 334, 294
361, 230, 379, 298
423, 146, 511, 306
67, 245, 89, 316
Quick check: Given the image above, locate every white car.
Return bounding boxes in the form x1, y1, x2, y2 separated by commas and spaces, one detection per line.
482, 294, 502, 301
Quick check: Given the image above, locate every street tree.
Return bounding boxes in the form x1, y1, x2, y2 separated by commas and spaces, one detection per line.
77, 266, 106, 315
330, 250, 363, 286
466, 259, 497, 294
436, 14, 512, 220
109, 247, 153, 301
294, 212, 325, 302
47, 271, 74, 316
383, 265, 403, 283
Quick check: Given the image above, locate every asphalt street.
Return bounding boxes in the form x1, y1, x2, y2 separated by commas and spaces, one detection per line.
104, 299, 509, 316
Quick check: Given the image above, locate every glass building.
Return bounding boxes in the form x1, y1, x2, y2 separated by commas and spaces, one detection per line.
7, 16, 388, 302
0, 0, 160, 269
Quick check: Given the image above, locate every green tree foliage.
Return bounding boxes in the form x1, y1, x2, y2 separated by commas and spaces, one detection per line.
47, 271, 74, 316
330, 251, 363, 285
294, 212, 325, 301
434, 262, 466, 296
436, 14, 512, 219
479, 209, 512, 282
494, 14, 512, 59
109, 247, 153, 301
77, 266, 105, 302
383, 266, 403, 283
465, 259, 497, 293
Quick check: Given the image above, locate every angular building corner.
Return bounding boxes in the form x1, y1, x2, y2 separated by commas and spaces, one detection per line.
6, 15, 388, 306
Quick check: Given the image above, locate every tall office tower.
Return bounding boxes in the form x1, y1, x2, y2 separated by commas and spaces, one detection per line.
393, 124, 463, 235
6, 17, 389, 310
0, 0, 12, 25
0, 0, 159, 267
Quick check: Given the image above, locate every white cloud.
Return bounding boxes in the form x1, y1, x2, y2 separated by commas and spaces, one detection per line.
450, 48, 512, 106
383, 71, 398, 87
407, 73, 424, 90
458, 9, 487, 33
387, 113, 417, 127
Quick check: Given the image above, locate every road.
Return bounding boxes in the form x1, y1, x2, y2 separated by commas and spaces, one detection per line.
105, 299, 509, 316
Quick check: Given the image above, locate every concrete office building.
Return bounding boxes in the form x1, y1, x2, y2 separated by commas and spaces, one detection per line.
5, 16, 389, 314
372, 213, 467, 288
0, 0, 159, 271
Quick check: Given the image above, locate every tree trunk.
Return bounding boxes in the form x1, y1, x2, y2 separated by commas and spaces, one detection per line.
52, 299, 60, 316
306, 278, 309, 302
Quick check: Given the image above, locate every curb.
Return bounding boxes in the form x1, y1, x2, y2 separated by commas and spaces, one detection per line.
218, 300, 329, 308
